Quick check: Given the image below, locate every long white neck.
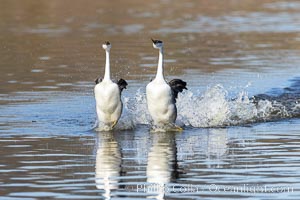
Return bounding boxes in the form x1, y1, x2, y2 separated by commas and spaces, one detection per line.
155, 48, 164, 81
103, 50, 111, 81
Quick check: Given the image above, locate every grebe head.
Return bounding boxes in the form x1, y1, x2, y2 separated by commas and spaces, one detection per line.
151, 38, 163, 50
102, 41, 111, 51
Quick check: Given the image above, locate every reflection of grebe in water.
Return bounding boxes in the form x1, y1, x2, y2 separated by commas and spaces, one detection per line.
146, 132, 177, 200
95, 132, 121, 200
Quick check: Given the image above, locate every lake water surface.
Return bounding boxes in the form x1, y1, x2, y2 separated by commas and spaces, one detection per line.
1, 0, 300, 199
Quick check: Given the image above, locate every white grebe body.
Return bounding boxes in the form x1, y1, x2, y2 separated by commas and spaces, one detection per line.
94, 42, 127, 130
146, 79, 176, 125
146, 39, 187, 128
95, 80, 122, 128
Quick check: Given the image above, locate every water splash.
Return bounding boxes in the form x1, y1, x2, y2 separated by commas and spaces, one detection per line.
178, 85, 229, 127
120, 84, 299, 129
124, 89, 152, 125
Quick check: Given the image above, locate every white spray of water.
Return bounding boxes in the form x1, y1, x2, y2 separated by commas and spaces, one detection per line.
177, 85, 229, 127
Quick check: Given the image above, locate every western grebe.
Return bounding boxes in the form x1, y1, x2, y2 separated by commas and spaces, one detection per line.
94, 41, 128, 131
146, 39, 187, 130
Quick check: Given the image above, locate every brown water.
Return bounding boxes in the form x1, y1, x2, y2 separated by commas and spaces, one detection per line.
1, 0, 300, 199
